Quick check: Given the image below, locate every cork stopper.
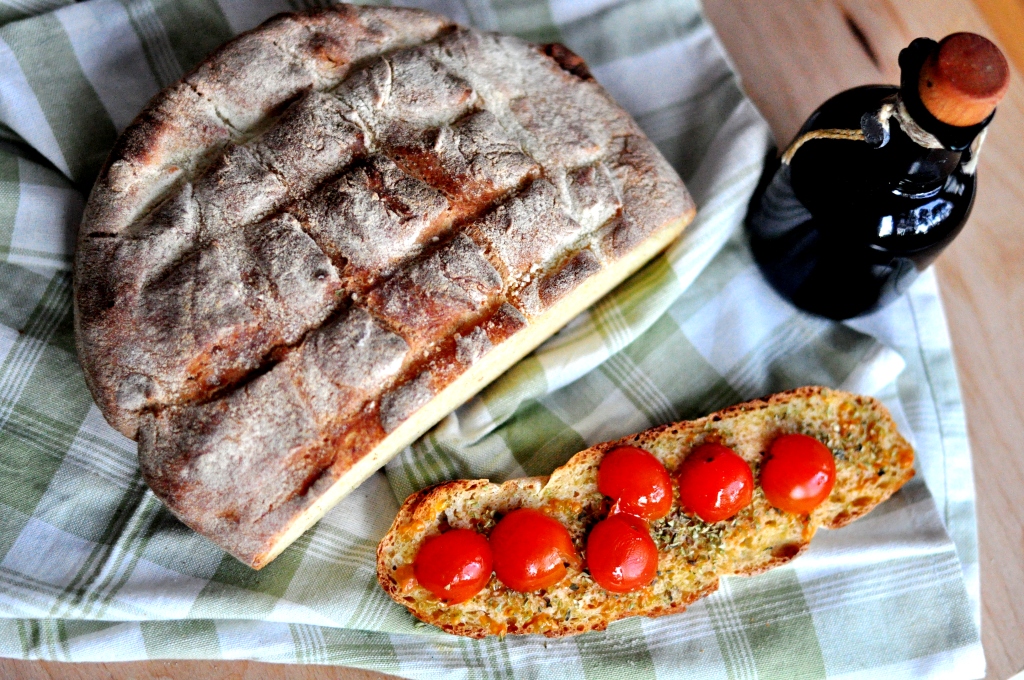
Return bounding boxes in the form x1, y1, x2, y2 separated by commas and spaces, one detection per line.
918, 33, 1009, 127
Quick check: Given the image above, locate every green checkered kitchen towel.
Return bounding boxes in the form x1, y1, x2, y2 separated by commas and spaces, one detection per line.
0, 0, 984, 677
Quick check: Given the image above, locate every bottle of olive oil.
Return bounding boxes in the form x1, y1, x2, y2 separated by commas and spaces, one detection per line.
745, 33, 1009, 320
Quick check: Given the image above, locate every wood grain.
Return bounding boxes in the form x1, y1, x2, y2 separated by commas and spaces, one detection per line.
701, 3, 1024, 680
5, 2, 1023, 679
974, 0, 1024, 74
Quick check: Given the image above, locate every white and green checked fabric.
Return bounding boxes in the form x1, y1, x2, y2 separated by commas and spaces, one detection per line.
0, 0, 985, 677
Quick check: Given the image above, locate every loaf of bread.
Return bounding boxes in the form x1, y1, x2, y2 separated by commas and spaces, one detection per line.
377, 387, 915, 638
73, 5, 694, 568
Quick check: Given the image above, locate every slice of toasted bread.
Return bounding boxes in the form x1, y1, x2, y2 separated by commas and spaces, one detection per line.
377, 386, 915, 638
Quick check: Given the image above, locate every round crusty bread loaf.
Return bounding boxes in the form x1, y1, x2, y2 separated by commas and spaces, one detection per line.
73, 5, 694, 568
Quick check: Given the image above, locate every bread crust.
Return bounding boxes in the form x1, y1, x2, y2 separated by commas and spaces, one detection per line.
376, 387, 915, 638
74, 5, 694, 568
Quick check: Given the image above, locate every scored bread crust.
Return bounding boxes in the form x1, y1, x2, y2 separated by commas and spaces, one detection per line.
73, 5, 695, 568
376, 387, 916, 638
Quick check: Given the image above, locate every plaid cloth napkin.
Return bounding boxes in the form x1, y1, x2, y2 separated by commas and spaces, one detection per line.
0, 0, 984, 677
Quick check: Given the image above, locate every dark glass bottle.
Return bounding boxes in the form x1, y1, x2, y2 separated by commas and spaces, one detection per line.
745, 34, 1007, 320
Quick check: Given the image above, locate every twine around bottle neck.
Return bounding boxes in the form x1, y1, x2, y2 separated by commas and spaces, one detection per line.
779, 93, 985, 170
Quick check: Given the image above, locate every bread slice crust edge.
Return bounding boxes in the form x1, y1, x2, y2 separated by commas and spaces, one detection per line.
377, 386, 916, 638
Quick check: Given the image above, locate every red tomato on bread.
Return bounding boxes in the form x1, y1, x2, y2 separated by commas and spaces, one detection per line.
586, 513, 659, 593
597, 446, 673, 520
676, 443, 754, 523
490, 508, 580, 592
413, 529, 493, 603
760, 434, 836, 514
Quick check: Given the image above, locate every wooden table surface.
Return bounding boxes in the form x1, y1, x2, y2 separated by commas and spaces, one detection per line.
4, 1, 1023, 679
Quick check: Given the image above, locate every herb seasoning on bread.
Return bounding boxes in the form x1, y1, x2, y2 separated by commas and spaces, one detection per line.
377, 387, 914, 638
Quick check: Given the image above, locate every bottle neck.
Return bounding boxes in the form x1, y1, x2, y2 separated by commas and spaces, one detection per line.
847, 37, 995, 198
876, 97, 964, 198
861, 41, 995, 199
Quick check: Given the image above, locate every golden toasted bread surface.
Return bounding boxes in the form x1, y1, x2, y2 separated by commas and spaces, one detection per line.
377, 387, 915, 638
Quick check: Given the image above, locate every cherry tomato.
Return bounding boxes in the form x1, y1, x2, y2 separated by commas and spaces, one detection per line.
413, 529, 493, 604
760, 434, 836, 514
490, 508, 580, 592
676, 443, 754, 523
586, 514, 659, 593
597, 446, 673, 521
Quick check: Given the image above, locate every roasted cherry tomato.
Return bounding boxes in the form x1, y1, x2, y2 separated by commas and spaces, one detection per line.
586, 513, 659, 593
413, 529, 493, 604
676, 443, 754, 523
760, 434, 836, 514
490, 508, 580, 592
597, 446, 673, 521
